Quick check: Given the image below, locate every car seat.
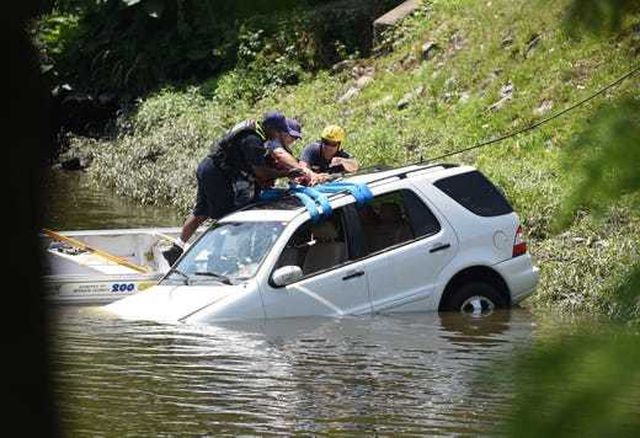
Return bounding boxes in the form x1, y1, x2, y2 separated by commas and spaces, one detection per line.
369, 202, 413, 251
302, 221, 346, 275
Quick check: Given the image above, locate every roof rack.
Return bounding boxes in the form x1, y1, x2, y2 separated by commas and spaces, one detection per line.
349, 161, 459, 187
238, 161, 459, 213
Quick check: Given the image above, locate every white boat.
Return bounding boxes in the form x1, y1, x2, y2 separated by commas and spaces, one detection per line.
42, 227, 201, 305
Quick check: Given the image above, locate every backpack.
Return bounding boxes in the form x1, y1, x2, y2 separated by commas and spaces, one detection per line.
208, 120, 266, 176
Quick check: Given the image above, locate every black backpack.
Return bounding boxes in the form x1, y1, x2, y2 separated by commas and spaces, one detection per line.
208, 120, 266, 175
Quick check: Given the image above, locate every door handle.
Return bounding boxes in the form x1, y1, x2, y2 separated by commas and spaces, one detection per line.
429, 243, 451, 253
342, 270, 365, 281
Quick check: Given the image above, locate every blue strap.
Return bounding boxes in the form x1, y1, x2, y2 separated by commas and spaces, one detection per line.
258, 181, 372, 221
291, 185, 332, 220
259, 188, 287, 202
314, 181, 373, 206
292, 191, 321, 222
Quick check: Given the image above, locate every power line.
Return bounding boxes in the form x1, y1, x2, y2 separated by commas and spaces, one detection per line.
425, 64, 640, 162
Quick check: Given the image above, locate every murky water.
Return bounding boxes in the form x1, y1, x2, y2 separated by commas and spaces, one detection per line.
43, 169, 184, 230
51, 306, 539, 435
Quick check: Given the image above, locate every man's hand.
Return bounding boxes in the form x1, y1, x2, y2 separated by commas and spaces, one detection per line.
287, 168, 306, 178
330, 156, 359, 173
330, 157, 344, 167
307, 171, 330, 186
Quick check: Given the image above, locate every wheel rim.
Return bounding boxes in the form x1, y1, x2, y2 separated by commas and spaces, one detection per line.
460, 295, 495, 315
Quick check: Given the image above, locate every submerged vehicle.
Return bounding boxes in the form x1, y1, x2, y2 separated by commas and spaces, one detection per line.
105, 163, 540, 323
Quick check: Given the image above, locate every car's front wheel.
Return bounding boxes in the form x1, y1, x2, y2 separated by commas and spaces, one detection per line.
440, 281, 508, 315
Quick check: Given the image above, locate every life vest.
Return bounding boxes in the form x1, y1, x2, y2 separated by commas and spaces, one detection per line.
208, 120, 267, 177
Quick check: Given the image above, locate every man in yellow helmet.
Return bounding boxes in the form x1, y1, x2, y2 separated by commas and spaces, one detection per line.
299, 124, 359, 174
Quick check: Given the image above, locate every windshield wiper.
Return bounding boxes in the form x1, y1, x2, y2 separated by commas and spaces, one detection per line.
167, 268, 189, 284
192, 271, 233, 285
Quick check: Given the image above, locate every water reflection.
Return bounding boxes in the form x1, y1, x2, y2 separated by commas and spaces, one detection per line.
43, 169, 183, 230
51, 308, 537, 435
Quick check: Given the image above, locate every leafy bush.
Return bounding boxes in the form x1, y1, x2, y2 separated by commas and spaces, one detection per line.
34, 0, 401, 98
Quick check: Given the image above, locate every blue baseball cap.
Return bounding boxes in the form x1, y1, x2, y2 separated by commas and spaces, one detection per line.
287, 118, 302, 139
263, 111, 302, 139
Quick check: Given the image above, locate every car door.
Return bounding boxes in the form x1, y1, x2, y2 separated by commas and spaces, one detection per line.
355, 184, 458, 313
260, 206, 371, 318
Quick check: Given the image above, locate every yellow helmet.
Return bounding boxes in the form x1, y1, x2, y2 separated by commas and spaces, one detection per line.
321, 124, 345, 144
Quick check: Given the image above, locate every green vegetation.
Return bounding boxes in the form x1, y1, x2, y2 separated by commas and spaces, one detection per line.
497, 322, 640, 436
34, 0, 399, 97
52, 0, 639, 322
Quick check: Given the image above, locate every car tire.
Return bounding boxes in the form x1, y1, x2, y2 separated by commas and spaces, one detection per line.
440, 281, 508, 314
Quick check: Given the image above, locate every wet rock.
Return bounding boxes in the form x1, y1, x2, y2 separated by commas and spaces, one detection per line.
397, 85, 424, 109
501, 32, 514, 48
399, 52, 419, 70
355, 75, 373, 89
351, 65, 375, 80
337, 66, 374, 103
442, 92, 456, 103
500, 82, 514, 98
373, 0, 421, 46
374, 95, 395, 107
421, 41, 438, 60
488, 82, 514, 111
338, 86, 361, 104
331, 59, 356, 74
524, 33, 541, 58
448, 32, 466, 53
534, 99, 553, 115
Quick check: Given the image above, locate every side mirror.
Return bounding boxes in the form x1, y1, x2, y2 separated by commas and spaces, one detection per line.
272, 265, 303, 287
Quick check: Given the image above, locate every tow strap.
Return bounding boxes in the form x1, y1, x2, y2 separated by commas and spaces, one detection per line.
259, 181, 373, 222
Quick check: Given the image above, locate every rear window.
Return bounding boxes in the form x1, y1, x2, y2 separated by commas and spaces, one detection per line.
434, 170, 513, 217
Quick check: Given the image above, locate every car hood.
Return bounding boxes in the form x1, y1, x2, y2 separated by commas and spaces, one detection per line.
104, 283, 239, 323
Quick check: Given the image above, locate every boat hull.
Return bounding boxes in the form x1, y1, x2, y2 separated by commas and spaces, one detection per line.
42, 227, 204, 305
45, 273, 161, 305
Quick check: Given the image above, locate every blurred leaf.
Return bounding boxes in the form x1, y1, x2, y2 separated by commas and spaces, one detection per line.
565, 0, 639, 35
500, 329, 640, 437
554, 96, 640, 231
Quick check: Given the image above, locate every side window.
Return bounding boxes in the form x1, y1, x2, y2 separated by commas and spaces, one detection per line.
433, 170, 513, 217
275, 209, 348, 277
357, 190, 441, 254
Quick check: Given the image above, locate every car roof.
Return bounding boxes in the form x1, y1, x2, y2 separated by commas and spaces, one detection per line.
222, 162, 470, 223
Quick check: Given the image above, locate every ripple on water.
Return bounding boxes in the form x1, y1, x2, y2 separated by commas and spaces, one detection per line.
48, 306, 546, 435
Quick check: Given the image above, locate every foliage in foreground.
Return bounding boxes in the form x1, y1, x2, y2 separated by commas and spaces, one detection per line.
497, 324, 640, 437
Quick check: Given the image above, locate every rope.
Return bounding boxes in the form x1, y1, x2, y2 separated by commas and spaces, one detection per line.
426, 64, 640, 162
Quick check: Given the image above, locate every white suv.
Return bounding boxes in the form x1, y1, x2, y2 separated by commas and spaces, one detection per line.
106, 163, 540, 323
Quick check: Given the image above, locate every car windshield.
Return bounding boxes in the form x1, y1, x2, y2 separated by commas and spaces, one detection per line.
163, 221, 286, 285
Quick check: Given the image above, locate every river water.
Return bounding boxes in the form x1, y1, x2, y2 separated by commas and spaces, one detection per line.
45, 170, 631, 435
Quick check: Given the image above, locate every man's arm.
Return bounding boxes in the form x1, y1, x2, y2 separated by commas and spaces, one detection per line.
271, 147, 328, 185
253, 163, 302, 181
330, 156, 359, 173
330, 150, 359, 173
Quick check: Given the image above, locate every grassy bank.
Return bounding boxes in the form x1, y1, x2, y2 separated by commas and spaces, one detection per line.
67, 0, 640, 320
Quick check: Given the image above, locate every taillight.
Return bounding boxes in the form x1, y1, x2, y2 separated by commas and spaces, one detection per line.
512, 225, 527, 257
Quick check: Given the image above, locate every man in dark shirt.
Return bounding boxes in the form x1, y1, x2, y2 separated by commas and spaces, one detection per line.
261, 119, 324, 188
299, 124, 359, 174
163, 111, 309, 265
